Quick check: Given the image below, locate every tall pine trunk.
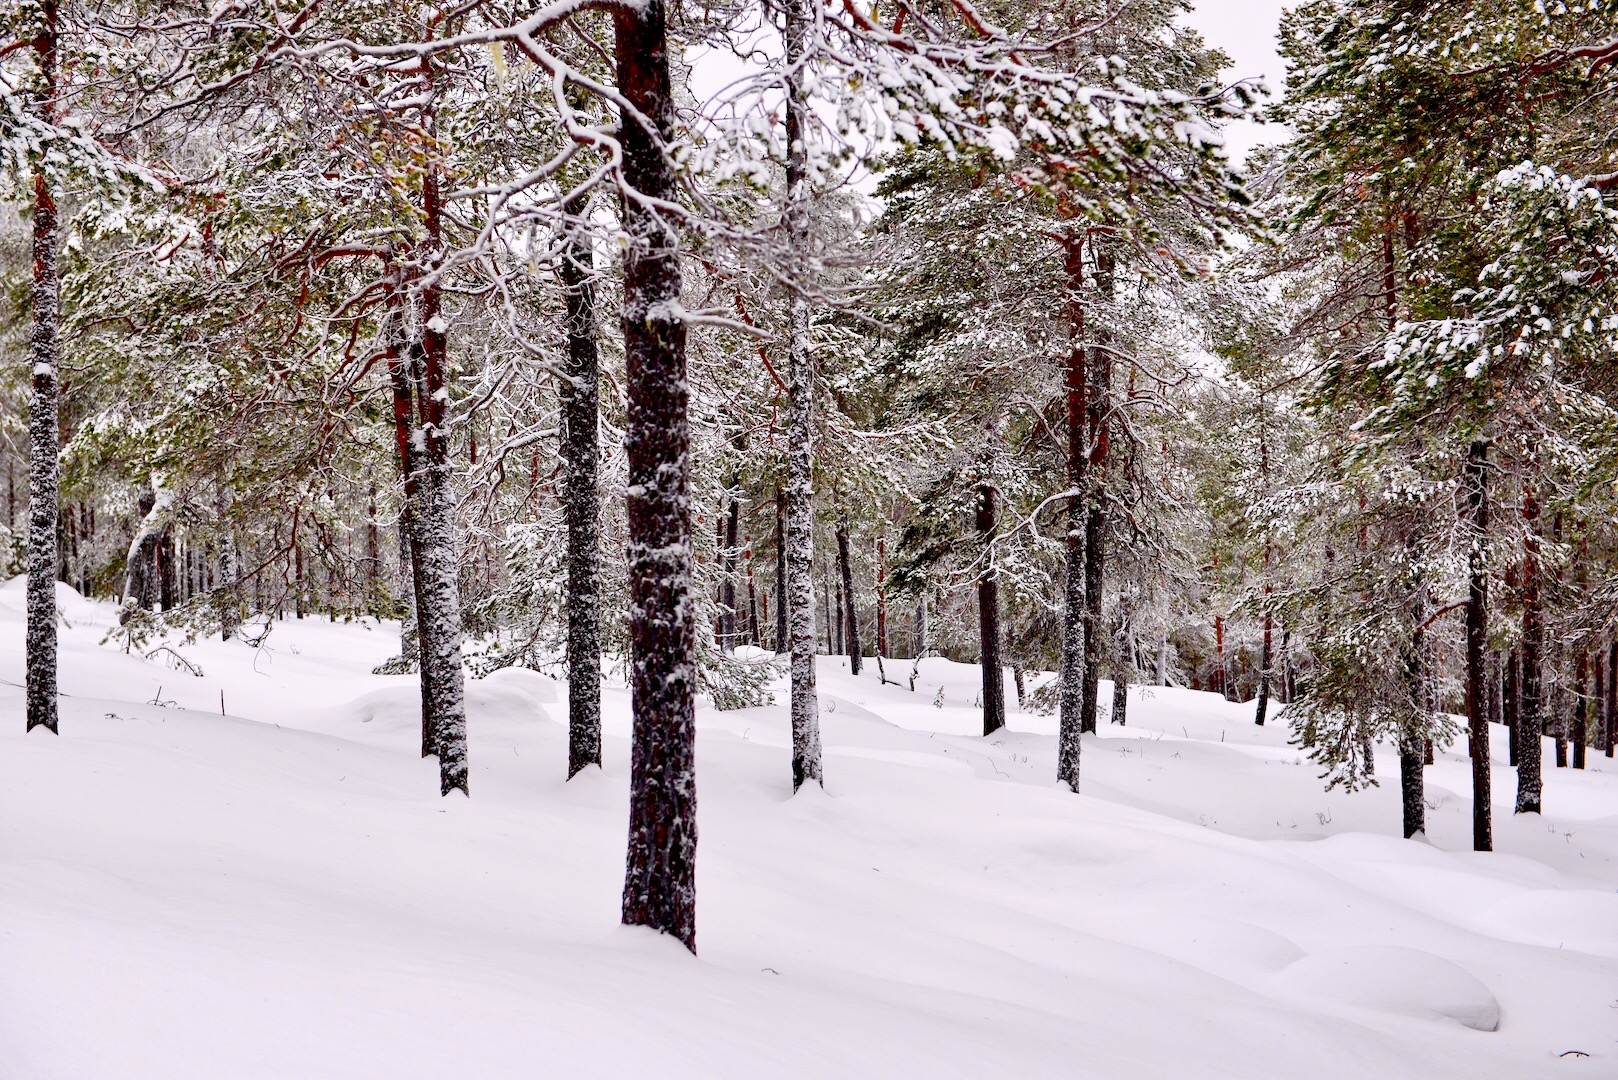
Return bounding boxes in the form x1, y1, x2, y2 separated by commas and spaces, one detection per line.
1593, 646, 1607, 762
1080, 249, 1114, 734
1464, 440, 1491, 851
876, 535, 889, 660
617, 0, 697, 950
1254, 414, 1273, 725
1110, 608, 1130, 728
836, 516, 861, 675
1574, 652, 1588, 770
1516, 484, 1543, 814
1598, 641, 1611, 761
1505, 647, 1520, 766
25, 0, 60, 735
1056, 232, 1087, 789
781, 0, 823, 791
1400, 544, 1427, 839
976, 482, 1005, 736
774, 486, 788, 652
560, 210, 602, 778
719, 488, 740, 649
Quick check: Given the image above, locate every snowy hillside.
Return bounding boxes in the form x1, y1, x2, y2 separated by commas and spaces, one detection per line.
1, 584, 1614, 1078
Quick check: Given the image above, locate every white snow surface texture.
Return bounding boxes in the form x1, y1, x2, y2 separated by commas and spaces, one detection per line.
2, 579, 1615, 1078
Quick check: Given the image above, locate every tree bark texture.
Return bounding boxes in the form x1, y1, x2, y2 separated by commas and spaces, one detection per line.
1056, 232, 1087, 789
1464, 440, 1491, 851
1516, 485, 1543, 814
25, 0, 60, 735
976, 483, 1005, 736
617, 0, 698, 951
560, 212, 603, 778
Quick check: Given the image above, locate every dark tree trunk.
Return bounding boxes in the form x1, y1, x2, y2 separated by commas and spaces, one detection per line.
1255, 413, 1273, 725
560, 209, 602, 778
908, 596, 927, 691
25, 0, 60, 735
1517, 485, 1543, 814
1399, 729, 1425, 839
126, 486, 161, 612
1605, 641, 1618, 761
1593, 646, 1607, 763
1080, 249, 1114, 735
1254, 613, 1273, 726
1401, 556, 1427, 839
1110, 631, 1130, 727
745, 546, 760, 647
831, 564, 844, 663
719, 489, 740, 649
384, 272, 434, 749
365, 483, 381, 601
876, 535, 889, 659
159, 531, 177, 611
1574, 651, 1588, 770
1215, 614, 1227, 699
1505, 648, 1519, 767
1607, 638, 1617, 757
774, 486, 788, 652
976, 482, 1005, 736
213, 490, 239, 645
1464, 440, 1491, 851
616, 0, 697, 950
782, 0, 823, 791
836, 517, 861, 675
392, 70, 472, 798
822, 569, 833, 654
1056, 232, 1087, 790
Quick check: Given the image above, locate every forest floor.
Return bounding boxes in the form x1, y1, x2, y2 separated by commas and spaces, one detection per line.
0, 580, 1615, 1078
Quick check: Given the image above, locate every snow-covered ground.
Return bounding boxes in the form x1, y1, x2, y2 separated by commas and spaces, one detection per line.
1, 580, 1614, 1078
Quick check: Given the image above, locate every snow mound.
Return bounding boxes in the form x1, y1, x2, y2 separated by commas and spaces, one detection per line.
1480, 890, 1618, 958
1278, 946, 1500, 1031
0, 575, 104, 624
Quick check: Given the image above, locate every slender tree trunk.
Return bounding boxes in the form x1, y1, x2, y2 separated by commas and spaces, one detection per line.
1593, 645, 1607, 763
125, 486, 161, 611
909, 595, 927, 691
745, 543, 760, 647
617, 0, 697, 950
384, 272, 435, 748
1464, 440, 1491, 850
832, 564, 844, 663
781, 0, 823, 793
388, 70, 472, 797
560, 207, 602, 778
1056, 231, 1087, 789
365, 483, 381, 602
1215, 614, 1227, 699
1517, 484, 1543, 814
1110, 611, 1130, 728
1505, 647, 1520, 767
976, 482, 1005, 736
25, 0, 60, 734
774, 486, 788, 653
836, 517, 861, 675
1254, 612, 1273, 726
719, 489, 740, 649
396, 505, 418, 663
821, 570, 832, 654
1080, 248, 1114, 735
1606, 638, 1617, 758
1400, 545, 1427, 839
1574, 652, 1588, 770
875, 535, 889, 659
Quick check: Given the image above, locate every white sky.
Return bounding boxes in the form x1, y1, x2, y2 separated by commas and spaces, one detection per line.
1183, 0, 1292, 163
